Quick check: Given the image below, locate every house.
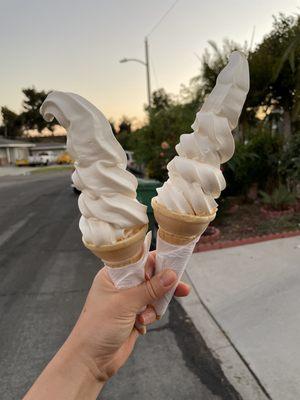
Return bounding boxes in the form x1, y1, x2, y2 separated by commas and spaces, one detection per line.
29, 142, 66, 157
0, 137, 34, 165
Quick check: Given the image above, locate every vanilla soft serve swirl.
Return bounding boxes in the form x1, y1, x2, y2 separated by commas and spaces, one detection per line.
156, 51, 249, 215
40, 92, 148, 246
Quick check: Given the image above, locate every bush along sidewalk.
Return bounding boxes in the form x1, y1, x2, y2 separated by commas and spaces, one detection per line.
194, 199, 300, 252
260, 185, 297, 218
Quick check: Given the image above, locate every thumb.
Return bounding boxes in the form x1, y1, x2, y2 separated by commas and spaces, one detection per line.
124, 269, 178, 312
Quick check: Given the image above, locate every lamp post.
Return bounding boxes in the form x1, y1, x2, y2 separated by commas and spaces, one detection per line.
120, 37, 151, 107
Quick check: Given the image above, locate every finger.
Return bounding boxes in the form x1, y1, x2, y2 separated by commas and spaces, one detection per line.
137, 305, 157, 325
144, 251, 156, 280
124, 269, 177, 312
174, 282, 190, 297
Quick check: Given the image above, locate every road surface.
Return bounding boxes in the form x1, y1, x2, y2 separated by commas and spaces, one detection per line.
0, 171, 241, 400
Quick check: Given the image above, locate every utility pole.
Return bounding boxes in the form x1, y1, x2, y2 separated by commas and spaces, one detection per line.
120, 0, 179, 109
120, 38, 152, 108
144, 37, 151, 107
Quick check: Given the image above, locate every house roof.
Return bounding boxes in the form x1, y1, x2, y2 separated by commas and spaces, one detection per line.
32, 142, 66, 151
0, 136, 34, 148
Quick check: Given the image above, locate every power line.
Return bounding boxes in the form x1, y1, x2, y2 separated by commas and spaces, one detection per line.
146, 0, 180, 37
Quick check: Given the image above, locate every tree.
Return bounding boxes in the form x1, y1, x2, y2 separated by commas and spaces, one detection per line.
115, 117, 132, 150
197, 19, 300, 139
1, 107, 23, 138
250, 14, 300, 138
132, 89, 201, 181
150, 88, 173, 112
118, 117, 131, 134
196, 39, 248, 96
21, 88, 53, 132
194, 39, 251, 141
1, 87, 56, 137
273, 14, 300, 134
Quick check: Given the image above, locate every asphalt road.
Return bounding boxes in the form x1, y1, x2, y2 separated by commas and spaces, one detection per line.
0, 171, 242, 400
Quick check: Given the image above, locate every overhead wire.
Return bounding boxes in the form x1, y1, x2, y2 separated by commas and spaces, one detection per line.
146, 0, 180, 38
146, 0, 180, 91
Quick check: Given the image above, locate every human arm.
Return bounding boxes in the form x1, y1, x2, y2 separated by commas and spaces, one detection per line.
23, 252, 189, 400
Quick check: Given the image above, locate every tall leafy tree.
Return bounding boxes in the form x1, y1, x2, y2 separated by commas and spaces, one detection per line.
21, 88, 52, 131
116, 117, 132, 150
1, 87, 56, 137
273, 14, 300, 133
131, 89, 202, 181
150, 88, 173, 113
1, 107, 23, 138
250, 14, 300, 137
199, 39, 247, 96
194, 39, 251, 141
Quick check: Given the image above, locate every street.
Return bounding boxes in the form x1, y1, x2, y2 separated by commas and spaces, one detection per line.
0, 171, 241, 400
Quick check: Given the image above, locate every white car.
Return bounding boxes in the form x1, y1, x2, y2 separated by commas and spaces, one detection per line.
29, 151, 56, 166
125, 150, 143, 175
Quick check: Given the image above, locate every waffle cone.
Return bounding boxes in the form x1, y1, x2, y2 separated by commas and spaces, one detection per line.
83, 224, 148, 268
152, 198, 216, 245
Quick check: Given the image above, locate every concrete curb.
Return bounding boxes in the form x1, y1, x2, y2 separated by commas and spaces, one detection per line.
179, 271, 270, 400
195, 230, 300, 253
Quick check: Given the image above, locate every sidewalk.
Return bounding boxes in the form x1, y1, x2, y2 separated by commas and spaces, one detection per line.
0, 165, 72, 177
181, 236, 300, 400
0, 166, 35, 176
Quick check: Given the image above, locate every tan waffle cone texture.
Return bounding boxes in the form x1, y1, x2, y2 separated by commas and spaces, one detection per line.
152, 198, 216, 245
83, 224, 148, 268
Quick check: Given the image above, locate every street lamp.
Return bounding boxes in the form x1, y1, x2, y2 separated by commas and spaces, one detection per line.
119, 37, 151, 107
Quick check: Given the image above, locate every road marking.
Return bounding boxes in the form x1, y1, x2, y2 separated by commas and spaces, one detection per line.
0, 213, 35, 247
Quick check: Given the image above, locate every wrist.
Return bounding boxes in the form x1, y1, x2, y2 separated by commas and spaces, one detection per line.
62, 335, 106, 383
63, 328, 112, 385
53, 339, 105, 398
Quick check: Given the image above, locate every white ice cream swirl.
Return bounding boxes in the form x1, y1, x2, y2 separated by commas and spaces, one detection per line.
40, 92, 148, 246
157, 51, 250, 215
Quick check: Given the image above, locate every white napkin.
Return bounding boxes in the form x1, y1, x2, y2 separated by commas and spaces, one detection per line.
152, 233, 199, 317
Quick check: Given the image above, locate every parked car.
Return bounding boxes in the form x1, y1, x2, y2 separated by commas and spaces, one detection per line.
29, 151, 56, 166
125, 151, 143, 176
16, 159, 29, 167
57, 152, 73, 164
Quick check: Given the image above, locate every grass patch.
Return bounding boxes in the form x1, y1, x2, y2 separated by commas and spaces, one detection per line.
30, 165, 73, 174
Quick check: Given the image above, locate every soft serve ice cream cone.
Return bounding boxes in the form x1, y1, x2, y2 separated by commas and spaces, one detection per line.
40, 92, 150, 290
152, 51, 250, 317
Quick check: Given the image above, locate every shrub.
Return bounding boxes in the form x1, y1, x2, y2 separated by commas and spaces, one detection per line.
279, 132, 300, 190
259, 185, 296, 210
224, 131, 283, 196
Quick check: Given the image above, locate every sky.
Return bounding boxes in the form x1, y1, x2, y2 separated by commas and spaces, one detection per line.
0, 0, 299, 127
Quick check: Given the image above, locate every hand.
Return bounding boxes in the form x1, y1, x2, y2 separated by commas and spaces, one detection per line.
64, 251, 190, 383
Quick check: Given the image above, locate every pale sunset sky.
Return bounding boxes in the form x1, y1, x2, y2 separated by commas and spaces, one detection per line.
0, 0, 299, 127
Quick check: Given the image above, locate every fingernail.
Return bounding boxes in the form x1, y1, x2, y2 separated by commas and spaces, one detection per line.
145, 264, 154, 280
160, 270, 177, 287
140, 326, 147, 335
